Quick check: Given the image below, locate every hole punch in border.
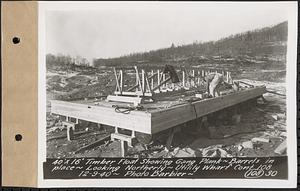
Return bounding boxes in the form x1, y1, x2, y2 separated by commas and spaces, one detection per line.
12, 36, 20, 44
15, 134, 22, 141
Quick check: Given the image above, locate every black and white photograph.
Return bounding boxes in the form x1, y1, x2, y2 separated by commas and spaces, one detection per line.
38, 1, 297, 188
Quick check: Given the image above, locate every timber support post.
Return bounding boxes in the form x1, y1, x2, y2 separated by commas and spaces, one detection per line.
166, 125, 181, 150
111, 132, 135, 157
62, 121, 76, 141
120, 140, 128, 157
67, 126, 74, 141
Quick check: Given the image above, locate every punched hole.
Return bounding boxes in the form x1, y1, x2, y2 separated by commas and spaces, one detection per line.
15, 134, 22, 141
12, 37, 20, 44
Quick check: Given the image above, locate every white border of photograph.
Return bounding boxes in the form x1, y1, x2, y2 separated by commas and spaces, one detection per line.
38, 1, 298, 188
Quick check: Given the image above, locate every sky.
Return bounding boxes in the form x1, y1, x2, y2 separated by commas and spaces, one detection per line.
45, 2, 290, 61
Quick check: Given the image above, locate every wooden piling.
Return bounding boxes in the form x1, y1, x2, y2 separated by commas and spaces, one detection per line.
120, 140, 128, 157
67, 126, 74, 141
141, 70, 145, 93
157, 69, 160, 86
120, 70, 123, 93
197, 71, 201, 85
182, 71, 185, 88
151, 70, 154, 89
163, 73, 166, 88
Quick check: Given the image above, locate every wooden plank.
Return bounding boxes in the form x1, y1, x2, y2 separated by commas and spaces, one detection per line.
113, 68, 121, 92
274, 139, 287, 154
151, 70, 154, 89
120, 70, 123, 93
182, 71, 185, 87
142, 69, 145, 93
239, 80, 254, 87
107, 95, 142, 104
47, 130, 100, 141
148, 71, 158, 80
157, 69, 160, 87
51, 86, 266, 135
74, 135, 110, 154
152, 77, 171, 91
134, 66, 143, 93
163, 74, 166, 88
51, 100, 152, 134
114, 91, 153, 97
111, 133, 134, 147
166, 126, 181, 150
126, 84, 139, 92
144, 71, 152, 93
197, 71, 201, 85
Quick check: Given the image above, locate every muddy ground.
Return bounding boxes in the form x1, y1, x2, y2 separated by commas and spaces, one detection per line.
46, 69, 287, 158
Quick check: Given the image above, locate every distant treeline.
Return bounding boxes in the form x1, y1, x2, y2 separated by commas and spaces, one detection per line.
46, 54, 97, 72
93, 21, 287, 67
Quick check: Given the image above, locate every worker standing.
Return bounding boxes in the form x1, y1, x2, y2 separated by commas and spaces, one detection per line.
205, 72, 224, 97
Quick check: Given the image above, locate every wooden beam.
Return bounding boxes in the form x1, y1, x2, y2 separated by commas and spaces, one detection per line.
151, 86, 267, 134
120, 140, 128, 157
74, 135, 110, 154
51, 86, 266, 135
114, 91, 153, 97
239, 80, 254, 88
111, 133, 135, 147
226, 71, 229, 83
152, 76, 171, 91
197, 71, 201, 85
274, 139, 287, 154
192, 70, 195, 86
151, 70, 154, 89
182, 71, 185, 87
113, 68, 121, 93
157, 69, 160, 87
166, 125, 181, 150
134, 66, 144, 94
127, 84, 139, 92
142, 69, 145, 93
51, 100, 152, 134
107, 95, 142, 105
144, 71, 153, 93
120, 69, 123, 93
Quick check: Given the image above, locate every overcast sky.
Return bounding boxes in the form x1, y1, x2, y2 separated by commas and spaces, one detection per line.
45, 2, 289, 61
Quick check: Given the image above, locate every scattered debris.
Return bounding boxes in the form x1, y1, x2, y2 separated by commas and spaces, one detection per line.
150, 149, 169, 158
274, 139, 287, 155
271, 114, 278, 121
74, 135, 111, 154
201, 145, 229, 157
280, 132, 287, 137
242, 141, 253, 149
218, 148, 228, 157
252, 137, 269, 143
134, 144, 146, 152
237, 145, 243, 151
46, 67, 287, 158
174, 148, 196, 157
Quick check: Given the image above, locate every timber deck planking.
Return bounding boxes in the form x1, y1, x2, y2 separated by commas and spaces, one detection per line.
50, 86, 267, 135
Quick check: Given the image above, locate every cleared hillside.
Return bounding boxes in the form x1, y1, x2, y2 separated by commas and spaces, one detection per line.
93, 21, 287, 68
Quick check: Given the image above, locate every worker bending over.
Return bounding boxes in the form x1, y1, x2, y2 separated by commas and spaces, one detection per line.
204, 72, 239, 97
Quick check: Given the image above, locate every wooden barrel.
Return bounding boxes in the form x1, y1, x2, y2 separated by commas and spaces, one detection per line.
135, 131, 153, 145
